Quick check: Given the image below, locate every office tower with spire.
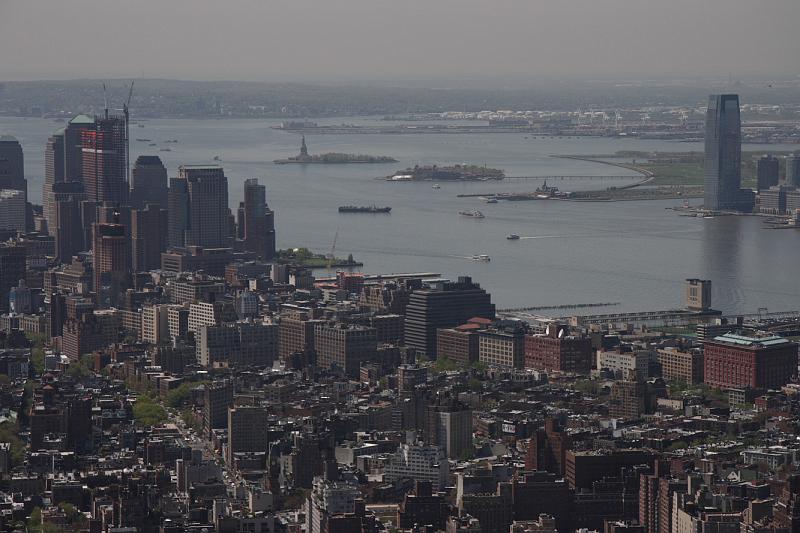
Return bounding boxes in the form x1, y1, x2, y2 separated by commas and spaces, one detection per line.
92, 212, 131, 308
130, 155, 168, 209
703, 94, 753, 212
168, 165, 231, 249
81, 114, 128, 205
241, 178, 276, 260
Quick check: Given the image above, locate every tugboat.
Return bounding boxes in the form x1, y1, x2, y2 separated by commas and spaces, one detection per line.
339, 205, 392, 213
506, 234, 520, 240
459, 210, 485, 218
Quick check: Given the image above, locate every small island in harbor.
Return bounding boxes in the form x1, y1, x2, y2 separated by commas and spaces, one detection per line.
387, 163, 505, 181
274, 136, 397, 164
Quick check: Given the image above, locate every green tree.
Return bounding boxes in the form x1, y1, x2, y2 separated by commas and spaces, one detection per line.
133, 396, 167, 427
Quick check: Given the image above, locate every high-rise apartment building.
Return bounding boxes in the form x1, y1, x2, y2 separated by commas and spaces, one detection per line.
703, 94, 753, 212
426, 399, 473, 460
196, 322, 278, 367
168, 165, 231, 249
81, 115, 128, 205
241, 178, 276, 260
314, 323, 377, 377
204, 380, 233, 435
92, 215, 131, 308
227, 406, 268, 462
404, 277, 495, 359
279, 311, 321, 361
131, 205, 168, 272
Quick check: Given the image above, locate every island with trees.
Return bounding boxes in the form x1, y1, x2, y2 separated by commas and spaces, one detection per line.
387, 163, 505, 181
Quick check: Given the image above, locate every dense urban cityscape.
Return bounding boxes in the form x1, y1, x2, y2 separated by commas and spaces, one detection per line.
2, 2, 800, 533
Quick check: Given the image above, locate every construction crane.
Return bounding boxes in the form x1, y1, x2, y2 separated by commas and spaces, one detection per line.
123, 81, 134, 188
102, 82, 108, 119
327, 230, 339, 270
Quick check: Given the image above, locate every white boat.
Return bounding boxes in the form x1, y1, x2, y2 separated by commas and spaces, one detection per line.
484, 197, 498, 204
432, 183, 441, 189
471, 254, 491, 262
506, 234, 520, 240
459, 210, 485, 218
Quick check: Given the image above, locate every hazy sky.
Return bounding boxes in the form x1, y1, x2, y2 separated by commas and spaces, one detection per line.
2, 0, 799, 83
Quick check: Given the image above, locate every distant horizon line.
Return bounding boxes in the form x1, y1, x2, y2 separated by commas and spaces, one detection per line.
3, 74, 800, 88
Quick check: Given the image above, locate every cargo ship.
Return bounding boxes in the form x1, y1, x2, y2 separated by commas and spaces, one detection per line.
338, 205, 392, 213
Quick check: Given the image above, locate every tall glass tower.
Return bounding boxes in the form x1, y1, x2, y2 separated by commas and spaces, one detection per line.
704, 94, 752, 211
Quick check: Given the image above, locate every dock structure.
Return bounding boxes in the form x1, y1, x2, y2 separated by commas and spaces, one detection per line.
315, 272, 441, 283
567, 309, 723, 328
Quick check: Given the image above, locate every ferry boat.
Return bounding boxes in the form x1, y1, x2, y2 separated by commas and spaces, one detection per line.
506, 234, 520, 240
470, 254, 491, 262
459, 210, 485, 218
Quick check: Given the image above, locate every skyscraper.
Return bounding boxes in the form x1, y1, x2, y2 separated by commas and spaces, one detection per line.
0, 190, 26, 233
52, 182, 88, 262
44, 116, 95, 234
92, 213, 131, 308
0, 243, 26, 313
0, 136, 27, 213
130, 155, 168, 209
703, 94, 753, 212
786, 154, 800, 188
242, 178, 276, 260
131, 204, 168, 272
168, 165, 231, 249
756, 155, 780, 191
43, 131, 65, 230
81, 115, 128, 205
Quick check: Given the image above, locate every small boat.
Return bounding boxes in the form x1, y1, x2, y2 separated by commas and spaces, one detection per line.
213, 156, 221, 161
484, 197, 498, 204
148, 143, 157, 147
459, 210, 485, 218
471, 254, 491, 262
160, 148, 172, 152
432, 184, 441, 189
136, 138, 151, 142
507, 234, 520, 240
